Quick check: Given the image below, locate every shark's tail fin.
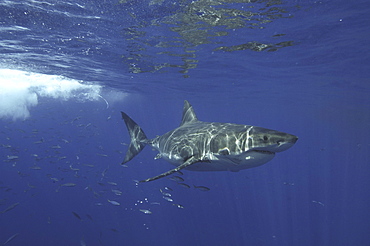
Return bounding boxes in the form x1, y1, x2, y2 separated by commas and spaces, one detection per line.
121, 112, 148, 164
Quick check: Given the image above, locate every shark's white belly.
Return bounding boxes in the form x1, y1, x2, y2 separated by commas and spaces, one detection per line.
161, 151, 275, 172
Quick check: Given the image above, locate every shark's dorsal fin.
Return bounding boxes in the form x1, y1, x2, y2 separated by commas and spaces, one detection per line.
180, 100, 198, 126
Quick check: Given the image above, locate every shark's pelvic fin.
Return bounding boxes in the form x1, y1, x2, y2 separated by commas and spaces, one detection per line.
139, 156, 199, 183
121, 112, 147, 164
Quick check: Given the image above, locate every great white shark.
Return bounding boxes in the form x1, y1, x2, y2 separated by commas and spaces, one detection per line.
121, 100, 298, 182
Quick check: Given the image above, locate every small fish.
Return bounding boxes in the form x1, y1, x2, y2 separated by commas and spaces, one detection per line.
17, 171, 29, 177
177, 183, 190, 188
3, 233, 19, 245
86, 214, 93, 221
168, 176, 184, 182
30, 166, 42, 170
71, 116, 81, 123
51, 145, 61, 149
61, 139, 69, 144
0, 202, 19, 214
97, 154, 108, 157
7, 155, 19, 160
82, 164, 94, 167
80, 235, 86, 246
312, 200, 325, 206
159, 189, 171, 197
193, 185, 210, 191
61, 183, 76, 187
58, 167, 71, 172
139, 209, 152, 214
72, 211, 82, 220
164, 186, 173, 191
162, 196, 173, 202
172, 203, 184, 209
107, 182, 117, 186
112, 189, 122, 196
107, 199, 120, 206
101, 168, 109, 177
69, 165, 80, 171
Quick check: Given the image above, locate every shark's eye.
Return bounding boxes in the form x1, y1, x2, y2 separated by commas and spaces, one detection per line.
263, 136, 268, 141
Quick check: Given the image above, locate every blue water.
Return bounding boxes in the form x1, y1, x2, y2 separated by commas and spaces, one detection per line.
0, 0, 369, 245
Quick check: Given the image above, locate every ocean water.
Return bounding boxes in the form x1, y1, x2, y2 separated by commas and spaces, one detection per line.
0, 0, 369, 245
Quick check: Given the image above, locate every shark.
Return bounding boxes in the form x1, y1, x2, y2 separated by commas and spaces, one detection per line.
121, 100, 298, 182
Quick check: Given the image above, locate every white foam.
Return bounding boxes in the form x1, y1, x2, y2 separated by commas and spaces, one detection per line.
0, 69, 103, 120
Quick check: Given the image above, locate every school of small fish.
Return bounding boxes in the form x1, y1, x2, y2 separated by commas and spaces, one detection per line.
0, 113, 218, 245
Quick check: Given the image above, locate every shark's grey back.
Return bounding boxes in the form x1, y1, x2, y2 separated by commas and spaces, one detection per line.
156, 121, 252, 164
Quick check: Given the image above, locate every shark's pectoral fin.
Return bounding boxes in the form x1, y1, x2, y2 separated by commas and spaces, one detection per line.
139, 156, 199, 183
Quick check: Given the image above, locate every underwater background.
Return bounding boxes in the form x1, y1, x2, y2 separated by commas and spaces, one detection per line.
0, 0, 369, 245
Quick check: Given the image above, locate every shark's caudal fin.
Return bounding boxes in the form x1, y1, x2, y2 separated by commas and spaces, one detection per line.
121, 112, 148, 164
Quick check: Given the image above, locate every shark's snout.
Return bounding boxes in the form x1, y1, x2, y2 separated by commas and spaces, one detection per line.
249, 127, 298, 153
275, 134, 298, 152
